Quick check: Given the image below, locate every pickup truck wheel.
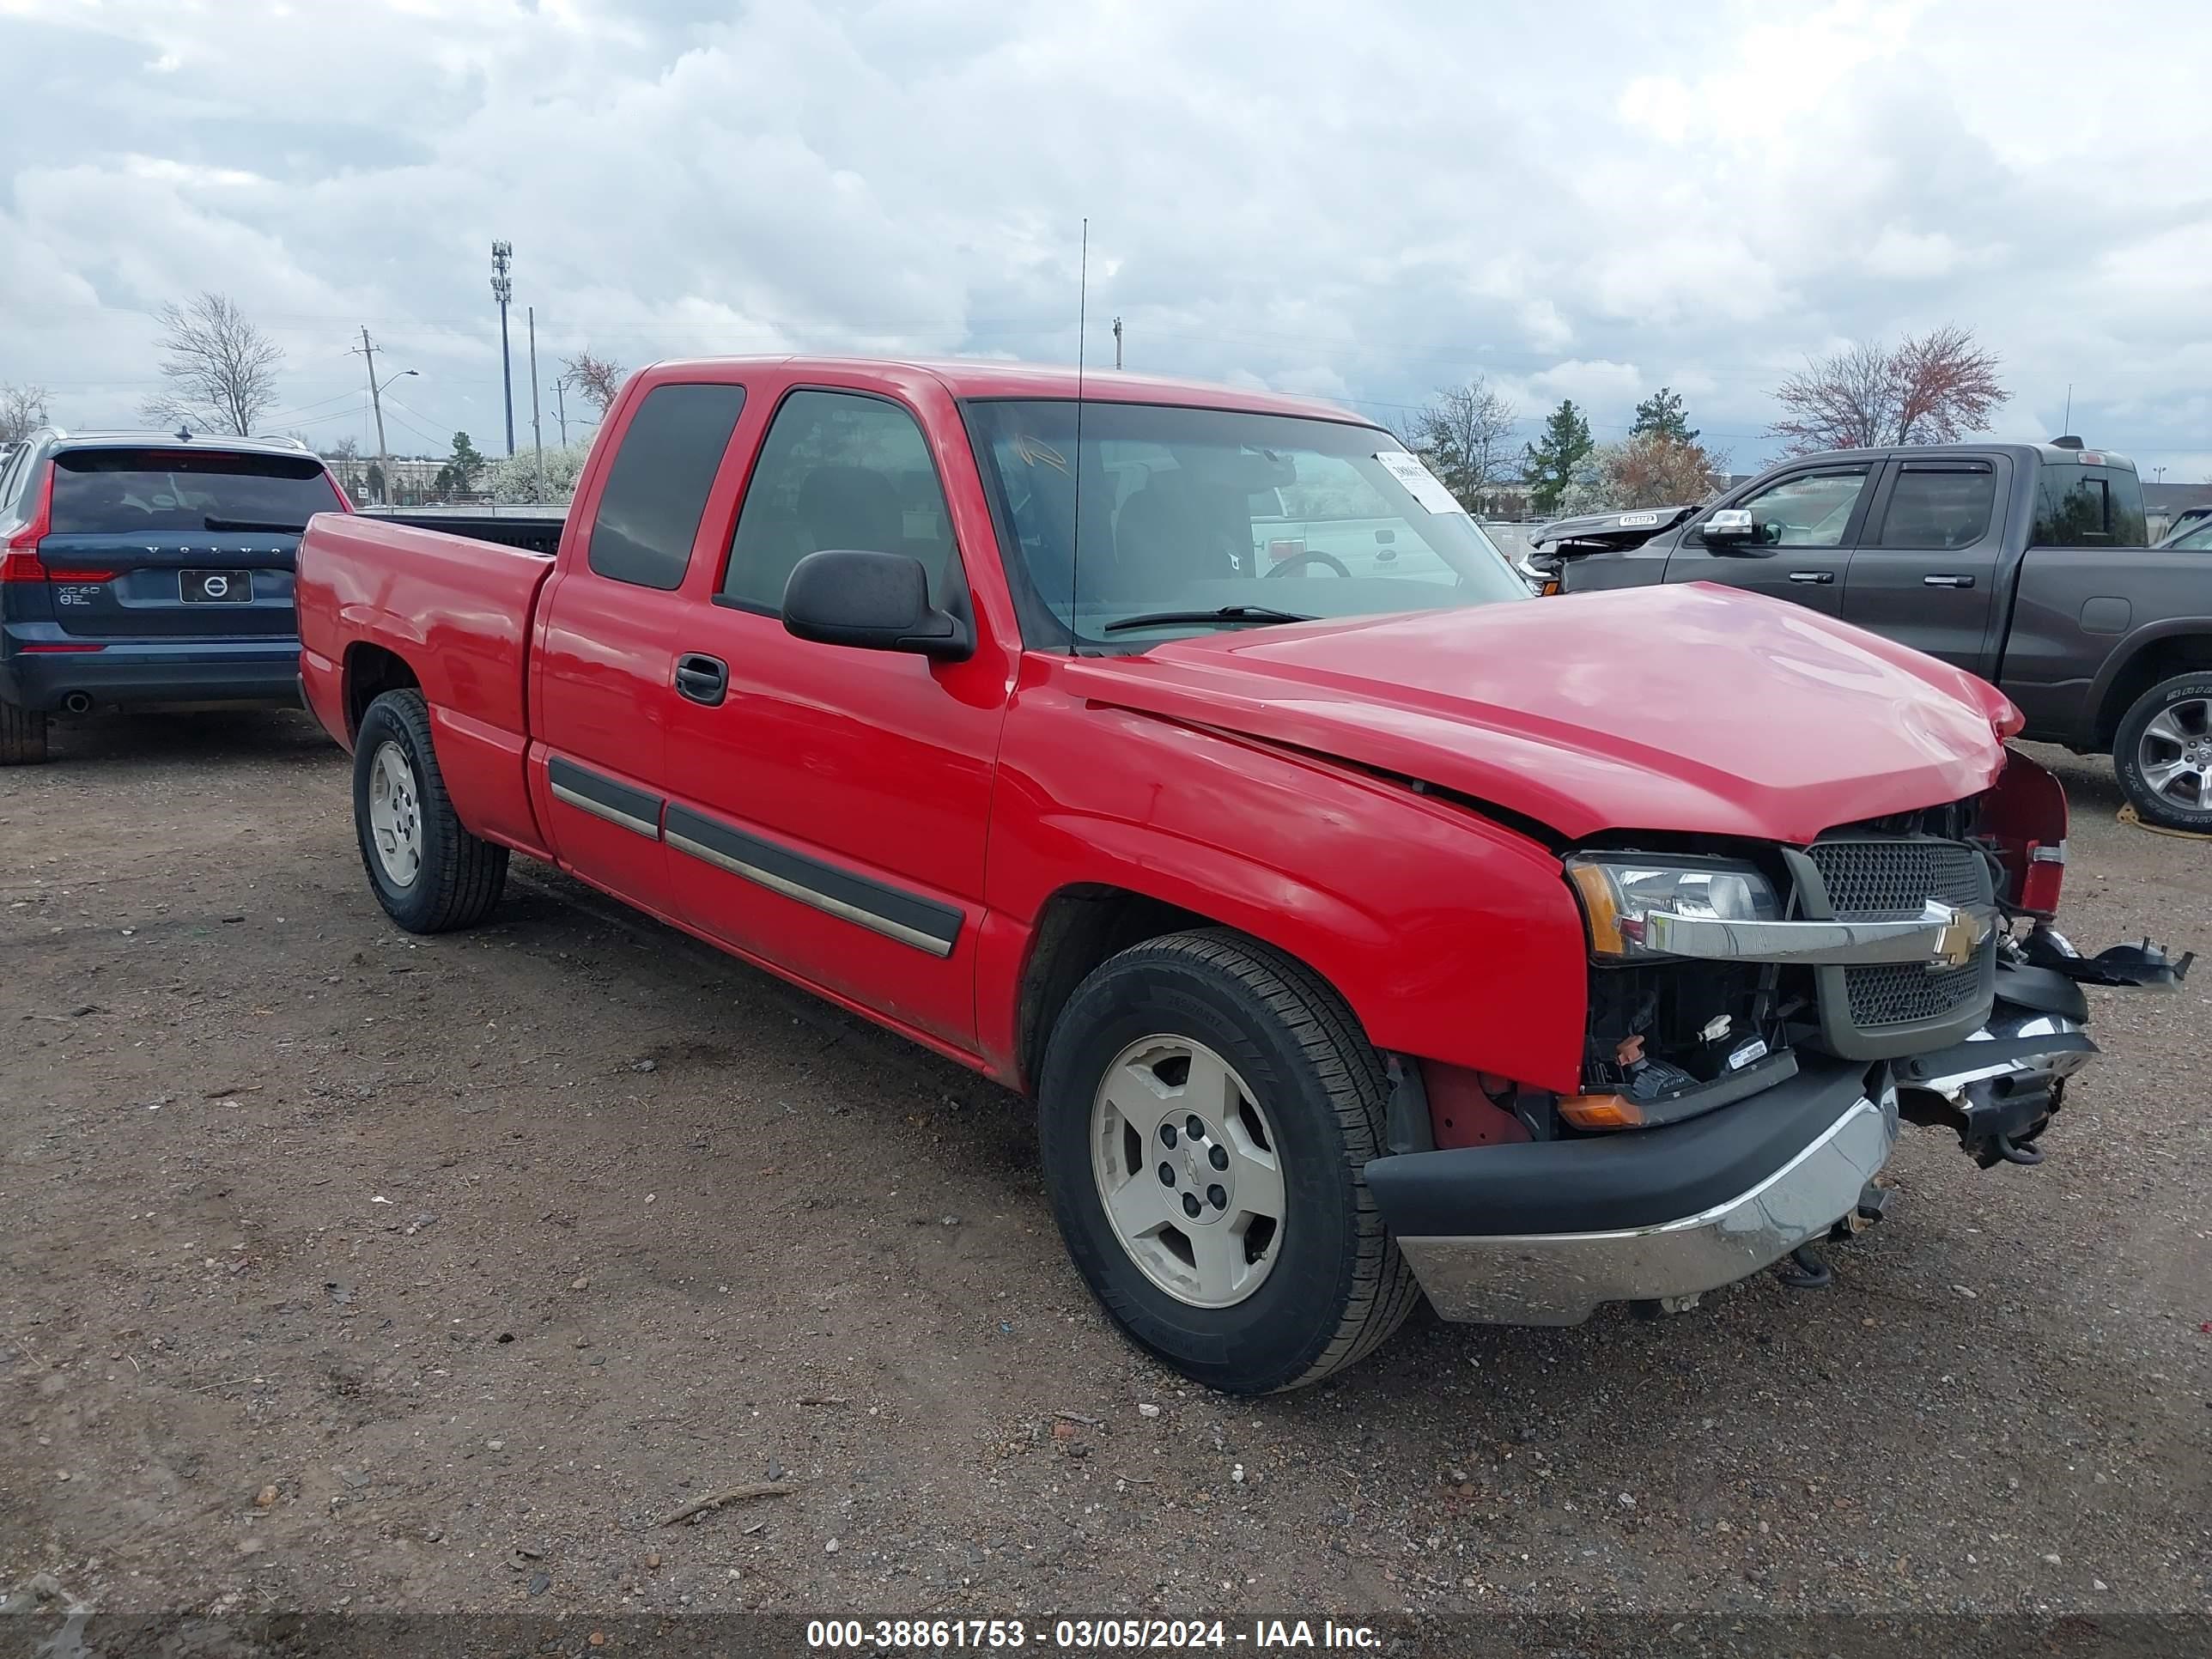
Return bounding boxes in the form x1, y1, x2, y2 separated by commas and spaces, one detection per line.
2114, 672, 2212, 832
0, 698, 49, 765
1036, 930, 1419, 1394
352, 690, 507, 933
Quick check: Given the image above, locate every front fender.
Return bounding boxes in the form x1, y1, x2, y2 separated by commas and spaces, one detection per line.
983, 669, 1589, 1092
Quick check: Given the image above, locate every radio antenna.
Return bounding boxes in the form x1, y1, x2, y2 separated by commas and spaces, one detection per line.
1068, 217, 1088, 656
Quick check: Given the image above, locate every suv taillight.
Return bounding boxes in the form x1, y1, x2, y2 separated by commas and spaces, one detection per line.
1, 460, 53, 582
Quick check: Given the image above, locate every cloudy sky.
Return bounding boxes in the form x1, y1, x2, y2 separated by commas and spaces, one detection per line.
3, 0, 2209, 481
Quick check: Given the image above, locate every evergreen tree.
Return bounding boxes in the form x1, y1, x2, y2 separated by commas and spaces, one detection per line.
1630, 386, 1698, 444
1522, 399, 1595, 516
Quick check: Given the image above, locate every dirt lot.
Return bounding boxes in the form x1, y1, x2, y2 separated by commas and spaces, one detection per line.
2, 709, 2207, 1632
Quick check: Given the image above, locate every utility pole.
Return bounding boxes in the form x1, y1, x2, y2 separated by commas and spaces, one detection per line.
491, 240, 515, 456
1112, 316, 1122, 370
553, 374, 569, 447
528, 306, 546, 501
356, 326, 393, 507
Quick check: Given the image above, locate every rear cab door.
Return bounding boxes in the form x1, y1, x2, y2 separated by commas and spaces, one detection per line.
1665, 460, 1878, 612
527, 376, 751, 917
33, 444, 348, 641
1841, 453, 2011, 672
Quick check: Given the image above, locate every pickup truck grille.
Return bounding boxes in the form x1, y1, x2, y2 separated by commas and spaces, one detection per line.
1802, 836, 1995, 1051
1805, 837, 1986, 915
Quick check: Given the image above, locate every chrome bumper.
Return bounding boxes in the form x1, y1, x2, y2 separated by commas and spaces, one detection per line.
1395, 1081, 1899, 1327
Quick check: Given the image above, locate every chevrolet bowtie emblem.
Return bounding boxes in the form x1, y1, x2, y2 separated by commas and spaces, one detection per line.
1924, 901, 1985, 972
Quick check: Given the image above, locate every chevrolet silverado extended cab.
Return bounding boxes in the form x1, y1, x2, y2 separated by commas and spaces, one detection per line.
1528, 441, 2212, 832
295, 358, 2180, 1394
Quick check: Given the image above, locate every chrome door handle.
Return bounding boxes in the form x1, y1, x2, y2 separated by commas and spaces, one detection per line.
1788, 570, 1834, 585
1923, 574, 1974, 588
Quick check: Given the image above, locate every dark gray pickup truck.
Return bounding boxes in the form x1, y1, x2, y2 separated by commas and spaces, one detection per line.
1534, 440, 2212, 831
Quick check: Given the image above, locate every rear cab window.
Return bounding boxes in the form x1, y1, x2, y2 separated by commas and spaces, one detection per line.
586, 384, 748, 589
2033, 459, 2148, 547
49, 449, 344, 532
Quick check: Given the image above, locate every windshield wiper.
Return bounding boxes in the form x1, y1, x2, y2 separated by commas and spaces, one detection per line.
203, 515, 308, 533
1101, 605, 1316, 634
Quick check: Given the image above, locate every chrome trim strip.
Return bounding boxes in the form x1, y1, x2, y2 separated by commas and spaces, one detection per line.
550, 781, 659, 840
1394, 1087, 1899, 1327
665, 828, 956, 958
1644, 899, 1997, 966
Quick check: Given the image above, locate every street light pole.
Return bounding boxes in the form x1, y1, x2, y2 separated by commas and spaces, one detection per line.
528, 306, 547, 501
491, 240, 515, 457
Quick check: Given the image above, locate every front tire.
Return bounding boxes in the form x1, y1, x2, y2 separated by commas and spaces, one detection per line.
352, 690, 507, 933
0, 698, 50, 765
1036, 930, 1419, 1394
2114, 672, 2212, 832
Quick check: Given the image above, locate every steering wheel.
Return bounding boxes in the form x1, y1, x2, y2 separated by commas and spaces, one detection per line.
1264, 550, 1352, 579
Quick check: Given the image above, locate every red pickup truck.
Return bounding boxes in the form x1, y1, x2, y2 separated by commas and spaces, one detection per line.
296, 356, 2179, 1394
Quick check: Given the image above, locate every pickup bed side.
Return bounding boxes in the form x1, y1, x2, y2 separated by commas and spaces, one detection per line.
296, 513, 557, 859
2001, 543, 2212, 749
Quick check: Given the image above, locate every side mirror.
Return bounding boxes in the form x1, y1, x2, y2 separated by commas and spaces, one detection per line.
781, 549, 972, 661
1700, 507, 1778, 554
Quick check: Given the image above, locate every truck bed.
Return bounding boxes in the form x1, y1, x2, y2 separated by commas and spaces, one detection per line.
296, 512, 561, 854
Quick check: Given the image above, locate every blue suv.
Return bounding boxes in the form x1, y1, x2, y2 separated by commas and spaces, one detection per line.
0, 428, 351, 763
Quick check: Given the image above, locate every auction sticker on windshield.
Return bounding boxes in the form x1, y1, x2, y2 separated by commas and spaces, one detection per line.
1374, 450, 1468, 516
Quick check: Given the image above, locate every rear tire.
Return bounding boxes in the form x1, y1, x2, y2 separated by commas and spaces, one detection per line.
1036, 929, 1419, 1394
352, 690, 507, 933
0, 699, 49, 765
2113, 672, 2212, 832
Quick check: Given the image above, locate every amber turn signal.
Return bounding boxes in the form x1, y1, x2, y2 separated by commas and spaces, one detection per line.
1558, 1093, 1644, 1130
1565, 862, 1626, 955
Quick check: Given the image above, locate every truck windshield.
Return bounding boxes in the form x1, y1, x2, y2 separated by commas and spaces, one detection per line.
964, 399, 1526, 647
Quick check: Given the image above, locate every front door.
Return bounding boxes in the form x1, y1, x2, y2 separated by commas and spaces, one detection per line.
1666, 463, 1876, 614
1842, 457, 2008, 672
660, 380, 1005, 1051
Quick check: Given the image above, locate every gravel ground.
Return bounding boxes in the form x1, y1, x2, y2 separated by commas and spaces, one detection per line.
0, 709, 2206, 1637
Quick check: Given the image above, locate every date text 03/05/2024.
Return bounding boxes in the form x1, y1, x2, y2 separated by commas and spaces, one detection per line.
805, 1619, 1382, 1650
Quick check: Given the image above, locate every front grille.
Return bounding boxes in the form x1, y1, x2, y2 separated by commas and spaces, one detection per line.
1804, 836, 1993, 1038
1805, 838, 1985, 915
1844, 955, 1988, 1028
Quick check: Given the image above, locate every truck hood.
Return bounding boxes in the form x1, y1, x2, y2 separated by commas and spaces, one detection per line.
1064, 584, 2016, 844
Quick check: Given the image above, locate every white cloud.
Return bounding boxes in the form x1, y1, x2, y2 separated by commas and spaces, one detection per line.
0, 0, 2205, 475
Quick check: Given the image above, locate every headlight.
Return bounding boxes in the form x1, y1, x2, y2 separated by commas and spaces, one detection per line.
1565, 854, 1782, 959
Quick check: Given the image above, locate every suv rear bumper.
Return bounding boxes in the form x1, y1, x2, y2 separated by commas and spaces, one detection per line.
0, 636, 301, 711
1365, 1060, 1897, 1325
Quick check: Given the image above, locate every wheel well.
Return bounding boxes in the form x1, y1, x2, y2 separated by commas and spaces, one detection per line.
2096, 635, 2212, 749
343, 644, 420, 741
1015, 885, 1212, 1093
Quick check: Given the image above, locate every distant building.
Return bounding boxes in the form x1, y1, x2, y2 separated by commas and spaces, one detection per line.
324, 455, 470, 507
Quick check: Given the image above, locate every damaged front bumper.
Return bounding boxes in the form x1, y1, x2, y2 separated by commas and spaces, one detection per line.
1366, 1059, 1898, 1326
1366, 936, 2179, 1325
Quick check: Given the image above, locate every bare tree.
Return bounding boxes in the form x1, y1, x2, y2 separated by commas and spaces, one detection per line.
0, 382, 50, 444
1767, 324, 2008, 456
1395, 376, 1519, 510
560, 350, 628, 416
140, 292, 284, 435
